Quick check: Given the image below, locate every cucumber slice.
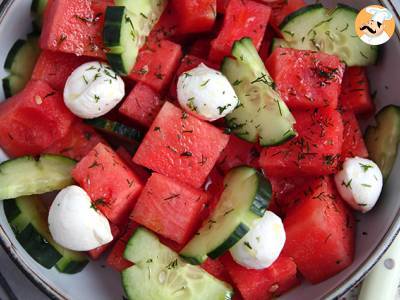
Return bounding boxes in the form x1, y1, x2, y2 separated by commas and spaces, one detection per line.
222, 38, 296, 146
2, 74, 25, 98
0, 155, 76, 201
56, 250, 89, 274
180, 167, 272, 264
365, 105, 400, 181
104, 1, 166, 75
31, 0, 48, 30
2, 37, 40, 97
122, 228, 233, 300
4, 196, 88, 271
116, 0, 167, 32
277, 4, 378, 66
84, 118, 143, 142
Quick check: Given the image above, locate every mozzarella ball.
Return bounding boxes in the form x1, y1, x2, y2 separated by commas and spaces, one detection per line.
334, 157, 383, 213
177, 63, 239, 121
230, 211, 286, 270
64, 61, 125, 119
48, 185, 113, 251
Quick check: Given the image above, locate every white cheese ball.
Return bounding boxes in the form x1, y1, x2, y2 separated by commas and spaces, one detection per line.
334, 157, 383, 213
177, 63, 239, 121
230, 211, 286, 270
64, 61, 125, 119
48, 185, 113, 251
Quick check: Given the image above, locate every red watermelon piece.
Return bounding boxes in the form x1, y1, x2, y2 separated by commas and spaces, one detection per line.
147, 2, 180, 45
209, 0, 271, 63
217, 0, 229, 13
271, 0, 306, 27
131, 172, 208, 244
0, 80, 75, 157
106, 221, 139, 272
283, 177, 355, 283
340, 110, 369, 161
40, 0, 111, 58
268, 175, 316, 216
129, 40, 182, 93
45, 121, 106, 161
201, 258, 233, 284
200, 168, 225, 222
266, 48, 345, 109
72, 143, 143, 225
119, 83, 164, 127
169, 54, 218, 99
115, 146, 150, 183
32, 50, 91, 91
133, 102, 229, 188
221, 253, 299, 300
173, 0, 217, 34
217, 135, 261, 174
87, 223, 120, 260
339, 67, 374, 116
260, 108, 343, 177
188, 38, 213, 59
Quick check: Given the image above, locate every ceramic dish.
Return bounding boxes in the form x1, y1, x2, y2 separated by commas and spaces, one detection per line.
0, 0, 399, 299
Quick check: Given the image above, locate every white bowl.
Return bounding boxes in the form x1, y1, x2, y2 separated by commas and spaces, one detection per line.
0, 0, 399, 299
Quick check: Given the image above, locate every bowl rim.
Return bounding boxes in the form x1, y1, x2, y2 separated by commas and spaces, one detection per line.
0, 0, 399, 299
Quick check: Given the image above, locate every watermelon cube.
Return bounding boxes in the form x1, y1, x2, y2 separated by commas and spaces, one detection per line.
268, 175, 316, 216
173, 0, 217, 34
133, 102, 229, 188
283, 177, 355, 283
221, 253, 299, 300
115, 146, 150, 183
72, 143, 143, 225
188, 38, 213, 59
169, 54, 218, 99
266, 48, 345, 109
129, 40, 182, 93
218, 135, 260, 174
106, 221, 139, 272
201, 257, 233, 284
32, 50, 91, 91
341, 110, 369, 161
45, 121, 106, 161
87, 223, 120, 260
260, 108, 344, 177
119, 83, 164, 127
271, 0, 306, 28
339, 67, 374, 116
147, 2, 180, 45
216, 0, 229, 13
209, 0, 271, 63
0, 80, 75, 157
131, 173, 208, 244
40, 0, 111, 58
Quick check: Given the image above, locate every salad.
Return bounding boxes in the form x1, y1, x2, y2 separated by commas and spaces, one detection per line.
0, 0, 399, 299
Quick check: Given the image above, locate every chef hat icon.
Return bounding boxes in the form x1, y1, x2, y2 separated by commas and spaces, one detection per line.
366, 6, 393, 24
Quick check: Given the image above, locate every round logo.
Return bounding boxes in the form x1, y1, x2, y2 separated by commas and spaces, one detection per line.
355, 5, 395, 45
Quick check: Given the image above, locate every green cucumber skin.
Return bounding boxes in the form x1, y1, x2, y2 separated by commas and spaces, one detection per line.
365, 105, 400, 181
2, 76, 13, 98
250, 172, 272, 216
56, 259, 89, 274
3, 199, 21, 225
279, 3, 324, 28
207, 223, 250, 259
103, 6, 124, 48
4, 40, 25, 70
106, 53, 126, 76
85, 118, 143, 142
17, 224, 62, 269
